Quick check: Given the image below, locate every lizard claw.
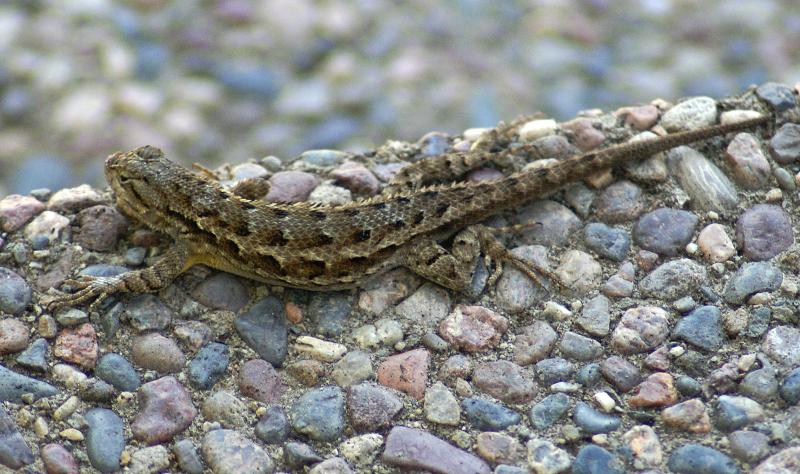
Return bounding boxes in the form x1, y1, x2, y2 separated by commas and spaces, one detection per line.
46, 275, 122, 313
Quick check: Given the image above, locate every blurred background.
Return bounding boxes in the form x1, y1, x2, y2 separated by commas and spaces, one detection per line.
0, 0, 797, 194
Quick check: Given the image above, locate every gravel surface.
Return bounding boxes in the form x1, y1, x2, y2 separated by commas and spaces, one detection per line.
1, 84, 800, 472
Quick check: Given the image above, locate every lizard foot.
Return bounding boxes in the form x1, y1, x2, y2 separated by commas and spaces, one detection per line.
46, 275, 124, 313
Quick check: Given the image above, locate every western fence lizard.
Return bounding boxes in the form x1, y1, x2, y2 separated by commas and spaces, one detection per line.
46, 114, 770, 311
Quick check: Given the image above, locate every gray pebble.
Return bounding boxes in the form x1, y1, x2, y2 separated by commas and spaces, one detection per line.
600, 356, 642, 392
285, 441, 323, 469
255, 405, 290, 444
529, 393, 570, 429
594, 180, 646, 223
85, 408, 125, 473
291, 385, 345, 442
307, 292, 352, 336
0, 363, 58, 402
673, 306, 725, 351
736, 204, 794, 261
462, 397, 521, 431
558, 331, 603, 361
756, 82, 797, 112
0, 267, 31, 315
573, 444, 624, 474
191, 273, 249, 312
584, 222, 630, 261
640, 258, 707, 301
96, 352, 141, 392
124, 294, 174, 332
722, 262, 783, 305
535, 357, 574, 385
769, 123, 800, 164
235, 296, 288, 367
0, 405, 33, 469
331, 350, 373, 388
779, 367, 800, 405
667, 443, 740, 474
728, 430, 769, 463
573, 402, 621, 434
576, 363, 602, 387
201, 428, 273, 474
715, 395, 764, 432
633, 208, 698, 256
188, 342, 229, 390
668, 146, 738, 212
15, 338, 49, 372
676, 375, 702, 397
738, 366, 778, 402
174, 439, 204, 474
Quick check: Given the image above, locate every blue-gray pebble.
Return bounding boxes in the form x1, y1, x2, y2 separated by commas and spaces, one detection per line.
673, 306, 725, 351
85, 408, 125, 473
96, 353, 141, 392
573, 444, 625, 474
584, 223, 630, 261
188, 342, 229, 390
530, 393, 571, 430
234, 297, 288, 367
667, 444, 740, 474
290, 386, 345, 442
0, 364, 58, 402
462, 398, 521, 431
573, 402, 621, 434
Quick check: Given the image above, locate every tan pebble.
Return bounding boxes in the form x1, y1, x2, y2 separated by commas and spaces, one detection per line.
53, 395, 79, 421
697, 223, 735, 263
59, 428, 84, 441
33, 417, 48, 438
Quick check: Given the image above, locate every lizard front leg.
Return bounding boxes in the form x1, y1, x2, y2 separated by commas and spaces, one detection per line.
46, 243, 190, 313
402, 225, 558, 292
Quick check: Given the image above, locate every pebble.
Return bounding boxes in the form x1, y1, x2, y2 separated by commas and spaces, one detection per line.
294, 335, 347, 362
728, 430, 770, 463
574, 402, 621, 434
667, 443, 740, 474
472, 360, 536, 404
624, 425, 662, 469
660, 96, 717, 131
573, 444, 625, 474
234, 296, 288, 366
377, 348, 429, 400
421, 332, 449, 351
14, 338, 47, 372
0, 267, 31, 315
375, 318, 403, 346
339, 433, 383, 466
722, 262, 783, 305
668, 146, 738, 212
75, 205, 128, 251
95, 352, 140, 392
255, 406, 290, 444
495, 246, 551, 312
725, 132, 771, 189
577, 295, 611, 337
753, 446, 800, 473
331, 350, 373, 387
284, 441, 322, 469
475, 432, 522, 465
131, 333, 185, 373
513, 320, 557, 365
424, 382, 461, 425
536, 357, 574, 385
299, 150, 351, 168
769, 123, 800, 164
562, 117, 605, 151
53, 323, 98, 368
697, 223, 736, 263
462, 397, 521, 431
202, 390, 249, 428
735, 204, 794, 261
382, 426, 491, 474
629, 372, 678, 407
173, 321, 213, 351
47, 184, 103, 212
290, 385, 345, 442
555, 250, 601, 295
600, 356, 641, 392
393, 282, 451, 326
517, 200, 581, 247
0, 194, 44, 231
640, 258, 708, 300
0, 405, 33, 469
762, 326, 800, 367
201, 428, 273, 474
558, 331, 603, 362
266, 170, 318, 202
174, 439, 204, 474
84, 408, 124, 473
238, 358, 285, 404
54, 308, 88, 326
0, 318, 28, 354
124, 294, 174, 332
330, 161, 380, 194
24, 210, 69, 245
739, 366, 779, 402
621, 104, 659, 129
188, 341, 229, 389
779, 367, 800, 404
529, 393, 570, 429
755, 82, 796, 112
309, 457, 353, 474
633, 208, 698, 256
132, 376, 197, 444
519, 119, 558, 141
526, 437, 571, 474
610, 306, 670, 354
307, 292, 352, 336
191, 273, 249, 312
715, 395, 764, 432
594, 180, 645, 223
661, 399, 711, 433
676, 375, 703, 397
40, 443, 79, 474
584, 223, 630, 261
439, 304, 508, 351
347, 382, 403, 432
673, 305, 726, 351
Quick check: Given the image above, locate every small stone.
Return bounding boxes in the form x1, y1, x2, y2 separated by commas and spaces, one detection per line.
634, 208, 698, 256
131, 333, 185, 373
188, 342, 229, 390
128, 445, 170, 474
725, 132, 771, 189
238, 359, 285, 404
294, 335, 347, 362
339, 434, 383, 466
698, 223, 736, 263
661, 96, 717, 132
673, 306, 725, 351
780, 367, 800, 404
375, 318, 404, 346
555, 250, 602, 296
0, 195, 44, 232
536, 357, 574, 385
286, 359, 325, 386
235, 296, 288, 367
753, 446, 800, 473
75, 205, 128, 252
624, 425, 662, 469
0, 318, 29, 355
640, 259, 708, 300
769, 123, 800, 164
439, 304, 508, 352
85, 408, 124, 472
462, 397, 521, 431
96, 352, 141, 392
0, 268, 32, 315
24, 211, 69, 245
174, 439, 204, 474
676, 375, 703, 397
132, 376, 197, 444
514, 320, 557, 365
621, 104, 659, 130
424, 382, 460, 425
124, 294, 174, 332
15, 338, 48, 372
574, 402, 621, 434
558, 331, 603, 361
290, 386, 345, 442
756, 82, 797, 112
573, 444, 625, 474
40, 443, 79, 474
54, 323, 98, 368
667, 443, 739, 474
600, 356, 641, 392
519, 119, 558, 141
526, 437, 571, 474
736, 204, 794, 261
191, 273, 249, 312
722, 262, 783, 305
347, 383, 403, 432
594, 180, 646, 223
331, 350, 373, 387
47, 184, 103, 212
0, 405, 34, 469
715, 395, 764, 432
584, 223, 630, 261
377, 348, 429, 400
610, 306, 670, 354
202, 390, 248, 428
309, 457, 353, 474
330, 161, 380, 195
382, 426, 490, 474
669, 146, 739, 212
266, 170, 318, 202
739, 366, 779, 402
393, 282, 451, 326
495, 246, 551, 313
201, 429, 273, 474
763, 326, 800, 367
661, 399, 711, 433
728, 430, 770, 463
255, 406, 289, 444
629, 372, 678, 407
529, 393, 570, 429
472, 360, 536, 403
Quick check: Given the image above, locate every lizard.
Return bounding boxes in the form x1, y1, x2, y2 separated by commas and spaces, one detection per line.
45, 113, 772, 312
